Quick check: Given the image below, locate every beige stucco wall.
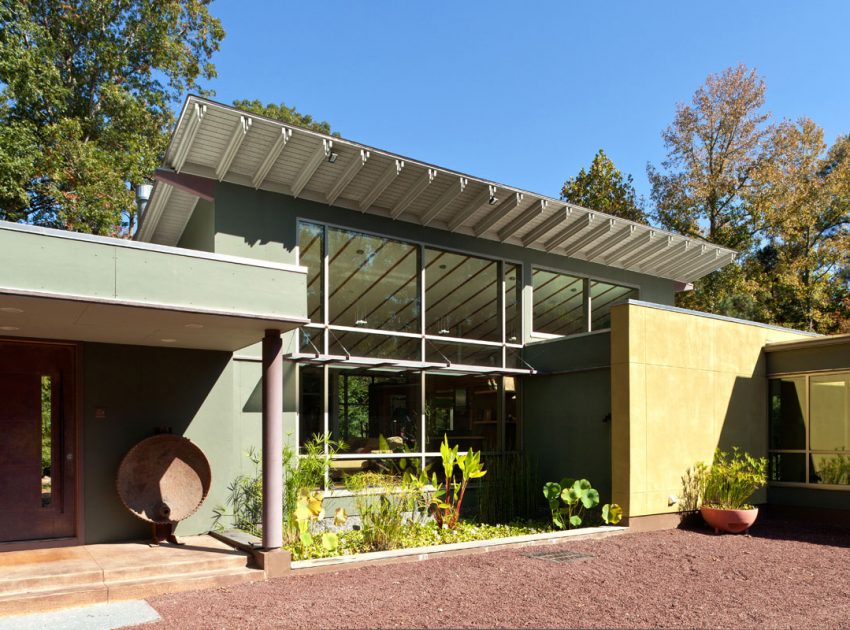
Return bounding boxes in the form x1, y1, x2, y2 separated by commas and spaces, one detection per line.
610, 302, 813, 518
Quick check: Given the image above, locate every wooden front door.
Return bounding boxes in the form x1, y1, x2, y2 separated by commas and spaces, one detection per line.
0, 340, 77, 543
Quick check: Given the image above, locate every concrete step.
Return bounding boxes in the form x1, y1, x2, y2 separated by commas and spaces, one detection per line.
0, 583, 108, 618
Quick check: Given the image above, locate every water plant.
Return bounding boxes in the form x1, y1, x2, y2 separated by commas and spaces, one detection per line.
430, 435, 487, 529
543, 478, 622, 529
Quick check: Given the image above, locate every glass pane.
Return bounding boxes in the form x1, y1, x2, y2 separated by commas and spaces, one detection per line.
505, 263, 521, 343
425, 373, 499, 453
590, 281, 638, 330
330, 456, 425, 485
299, 366, 323, 450
769, 378, 807, 450
299, 328, 323, 354
329, 330, 420, 362
41, 376, 52, 508
532, 269, 584, 336
811, 453, 850, 485
769, 452, 806, 483
810, 376, 850, 452
425, 249, 500, 341
298, 223, 324, 323
328, 227, 419, 332
426, 341, 501, 368
328, 368, 421, 453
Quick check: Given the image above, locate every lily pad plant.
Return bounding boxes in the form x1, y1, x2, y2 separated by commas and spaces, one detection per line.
543, 478, 622, 529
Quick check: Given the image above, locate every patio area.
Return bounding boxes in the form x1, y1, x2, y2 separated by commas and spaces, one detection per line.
0, 536, 262, 617
138, 511, 850, 629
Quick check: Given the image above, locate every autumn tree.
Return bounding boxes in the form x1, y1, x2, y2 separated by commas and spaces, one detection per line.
648, 65, 772, 315
0, 1, 225, 235
233, 100, 336, 136
561, 149, 647, 223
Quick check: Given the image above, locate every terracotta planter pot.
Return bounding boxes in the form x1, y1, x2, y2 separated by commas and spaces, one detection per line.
700, 506, 759, 534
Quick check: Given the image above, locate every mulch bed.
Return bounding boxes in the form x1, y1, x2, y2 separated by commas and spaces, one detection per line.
139, 513, 850, 629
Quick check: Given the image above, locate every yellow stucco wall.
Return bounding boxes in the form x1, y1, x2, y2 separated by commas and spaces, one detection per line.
610, 303, 813, 518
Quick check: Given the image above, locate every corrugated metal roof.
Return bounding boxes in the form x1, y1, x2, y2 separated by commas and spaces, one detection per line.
137, 96, 737, 283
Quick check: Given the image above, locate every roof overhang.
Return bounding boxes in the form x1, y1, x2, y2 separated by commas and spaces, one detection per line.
138, 96, 737, 284
0, 221, 308, 351
282, 352, 535, 375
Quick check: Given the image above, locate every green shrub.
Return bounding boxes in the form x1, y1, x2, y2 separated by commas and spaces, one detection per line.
542, 477, 622, 529
701, 447, 767, 509
345, 471, 426, 552
430, 435, 486, 530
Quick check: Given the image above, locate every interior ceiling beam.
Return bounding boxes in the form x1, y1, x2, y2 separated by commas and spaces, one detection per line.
448, 185, 498, 231
604, 230, 655, 265
292, 139, 332, 198
584, 224, 636, 259
500, 200, 548, 242
420, 177, 468, 225
518, 204, 567, 246
620, 234, 673, 268
561, 218, 616, 257
172, 102, 207, 173
391, 168, 437, 219
253, 127, 292, 189
544, 213, 594, 252
327, 149, 370, 205
360, 159, 404, 211
473, 192, 523, 236
215, 116, 251, 181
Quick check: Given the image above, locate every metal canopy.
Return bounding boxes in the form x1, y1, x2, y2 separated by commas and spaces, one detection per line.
282, 352, 535, 375
138, 96, 737, 283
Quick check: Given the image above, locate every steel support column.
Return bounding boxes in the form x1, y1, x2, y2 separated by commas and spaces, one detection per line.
262, 329, 283, 550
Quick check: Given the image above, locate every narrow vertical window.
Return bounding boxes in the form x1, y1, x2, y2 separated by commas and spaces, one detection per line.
505, 263, 521, 344
41, 375, 52, 508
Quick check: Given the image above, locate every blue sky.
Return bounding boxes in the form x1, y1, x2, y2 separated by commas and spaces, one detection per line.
206, 1, 849, 202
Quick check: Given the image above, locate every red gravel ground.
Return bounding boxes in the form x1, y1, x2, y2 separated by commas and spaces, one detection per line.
139, 514, 850, 629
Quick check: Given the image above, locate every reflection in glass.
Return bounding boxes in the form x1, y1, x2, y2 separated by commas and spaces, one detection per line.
328, 227, 419, 331
299, 366, 323, 450
769, 452, 806, 483
298, 223, 324, 323
505, 263, 521, 343
330, 455, 424, 485
810, 376, 850, 452
425, 373, 499, 452
590, 281, 638, 330
41, 376, 52, 508
504, 376, 520, 451
329, 331, 420, 362
769, 378, 807, 450
532, 269, 584, 336
426, 341, 501, 368
329, 368, 421, 453
425, 249, 500, 341
811, 453, 850, 485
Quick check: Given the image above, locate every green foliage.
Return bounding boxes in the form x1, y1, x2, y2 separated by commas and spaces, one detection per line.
40, 376, 52, 472
286, 520, 548, 561
344, 471, 429, 552
293, 489, 342, 554
543, 477, 621, 529
0, 0, 225, 234
476, 452, 540, 524
561, 149, 648, 223
700, 448, 768, 510
233, 100, 336, 136
813, 453, 850, 485
213, 447, 263, 536
679, 462, 709, 514
430, 435, 487, 530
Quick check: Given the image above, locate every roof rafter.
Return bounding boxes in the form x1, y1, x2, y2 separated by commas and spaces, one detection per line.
215, 116, 251, 181
391, 168, 437, 219
360, 158, 404, 211
584, 224, 636, 259
621, 235, 673, 268
519, 204, 568, 246
292, 139, 332, 198
500, 200, 548, 242
172, 102, 206, 173
448, 185, 498, 231
420, 177, 468, 226
604, 230, 655, 265
327, 149, 370, 205
253, 127, 292, 189
473, 192, 523, 236
561, 218, 616, 257
544, 213, 594, 252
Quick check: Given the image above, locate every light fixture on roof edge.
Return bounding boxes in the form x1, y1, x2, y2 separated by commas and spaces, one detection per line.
328, 151, 339, 164
488, 195, 498, 205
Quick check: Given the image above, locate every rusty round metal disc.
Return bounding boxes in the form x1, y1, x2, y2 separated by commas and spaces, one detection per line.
116, 435, 211, 524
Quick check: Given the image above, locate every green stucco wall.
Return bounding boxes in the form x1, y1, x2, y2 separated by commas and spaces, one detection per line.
521, 333, 612, 501
82, 343, 299, 544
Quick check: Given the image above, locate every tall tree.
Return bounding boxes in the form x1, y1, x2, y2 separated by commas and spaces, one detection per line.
561, 149, 647, 223
748, 124, 850, 331
0, 1, 225, 235
233, 100, 336, 136
648, 64, 772, 314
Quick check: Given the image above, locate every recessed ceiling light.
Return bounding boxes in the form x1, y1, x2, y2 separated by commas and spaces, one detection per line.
0, 307, 23, 314
0, 325, 20, 331
356, 249, 364, 255
184, 323, 204, 329
160, 338, 177, 343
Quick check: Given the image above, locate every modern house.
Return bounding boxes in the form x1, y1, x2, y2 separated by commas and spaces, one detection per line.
1, 95, 848, 555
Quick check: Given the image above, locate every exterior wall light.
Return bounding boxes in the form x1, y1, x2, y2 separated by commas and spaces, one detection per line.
328, 151, 338, 164
488, 195, 498, 205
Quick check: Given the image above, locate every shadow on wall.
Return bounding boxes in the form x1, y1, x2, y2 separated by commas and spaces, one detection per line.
84, 343, 231, 543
